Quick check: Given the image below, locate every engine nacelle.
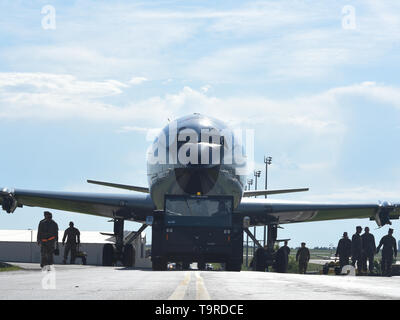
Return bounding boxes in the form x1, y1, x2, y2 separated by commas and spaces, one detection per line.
374, 201, 393, 227
1, 188, 18, 214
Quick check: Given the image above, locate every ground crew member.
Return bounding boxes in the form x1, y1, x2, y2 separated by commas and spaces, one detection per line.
296, 242, 310, 274
335, 232, 352, 269
361, 227, 376, 274
377, 228, 397, 277
62, 221, 80, 264
351, 226, 363, 271
264, 246, 275, 272
275, 241, 290, 273
37, 211, 59, 268
254, 246, 267, 271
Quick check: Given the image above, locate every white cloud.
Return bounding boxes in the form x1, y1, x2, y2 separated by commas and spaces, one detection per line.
118, 126, 161, 141
2, 1, 400, 83
1, 74, 399, 132
201, 85, 211, 93
129, 77, 148, 85
0, 73, 128, 97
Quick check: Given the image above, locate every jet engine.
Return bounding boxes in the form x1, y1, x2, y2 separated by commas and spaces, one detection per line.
374, 201, 395, 227
1, 188, 18, 213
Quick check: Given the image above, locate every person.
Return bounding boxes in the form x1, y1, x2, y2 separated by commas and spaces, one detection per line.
351, 226, 363, 271
264, 245, 275, 272
335, 232, 352, 269
254, 246, 267, 271
62, 221, 80, 264
275, 241, 290, 273
361, 227, 376, 274
296, 242, 310, 274
37, 211, 59, 269
377, 228, 397, 277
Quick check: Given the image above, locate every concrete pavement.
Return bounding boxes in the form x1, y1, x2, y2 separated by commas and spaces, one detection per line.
1, 263, 400, 300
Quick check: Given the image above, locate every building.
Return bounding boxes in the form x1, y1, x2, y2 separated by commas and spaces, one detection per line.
0, 229, 151, 268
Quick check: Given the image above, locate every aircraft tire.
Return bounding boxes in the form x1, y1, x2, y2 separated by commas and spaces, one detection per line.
152, 257, 167, 271
182, 262, 190, 270
102, 244, 114, 266
123, 244, 136, 267
225, 259, 242, 272
198, 261, 206, 270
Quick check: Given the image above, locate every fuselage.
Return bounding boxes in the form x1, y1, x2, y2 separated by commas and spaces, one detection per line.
147, 114, 247, 209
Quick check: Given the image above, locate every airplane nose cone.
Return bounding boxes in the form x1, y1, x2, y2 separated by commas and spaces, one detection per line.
174, 165, 220, 195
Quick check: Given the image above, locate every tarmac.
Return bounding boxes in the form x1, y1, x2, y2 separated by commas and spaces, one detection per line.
1, 263, 400, 300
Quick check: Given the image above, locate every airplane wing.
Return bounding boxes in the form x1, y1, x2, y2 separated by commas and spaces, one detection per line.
2, 187, 399, 227
86, 180, 149, 193
0, 188, 155, 222
243, 188, 309, 197
237, 198, 400, 227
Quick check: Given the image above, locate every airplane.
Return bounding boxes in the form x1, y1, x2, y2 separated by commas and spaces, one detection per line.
1, 113, 400, 271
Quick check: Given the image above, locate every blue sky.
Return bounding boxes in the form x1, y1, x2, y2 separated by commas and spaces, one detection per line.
1, 0, 400, 247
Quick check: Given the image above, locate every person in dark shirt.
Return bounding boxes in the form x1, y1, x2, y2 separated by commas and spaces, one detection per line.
62, 221, 80, 264
336, 232, 352, 269
361, 227, 376, 274
37, 211, 59, 268
254, 246, 267, 271
377, 228, 397, 277
351, 226, 363, 272
275, 241, 290, 273
296, 242, 310, 274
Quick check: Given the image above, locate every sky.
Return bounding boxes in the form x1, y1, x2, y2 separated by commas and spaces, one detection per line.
1, 0, 400, 248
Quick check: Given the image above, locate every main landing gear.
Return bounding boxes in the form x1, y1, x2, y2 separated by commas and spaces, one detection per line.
102, 218, 147, 267
245, 224, 280, 271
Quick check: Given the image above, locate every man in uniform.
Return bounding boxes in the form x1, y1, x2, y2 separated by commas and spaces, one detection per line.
377, 228, 397, 277
361, 227, 376, 274
62, 221, 80, 264
335, 232, 352, 269
296, 242, 310, 274
275, 241, 290, 273
37, 211, 59, 268
254, 246, 267, 271
351, 226, 363, 272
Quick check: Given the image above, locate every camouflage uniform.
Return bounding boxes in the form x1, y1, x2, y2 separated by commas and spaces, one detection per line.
377, 233, 397, 276
275, 244, 290, 273
336, 236, 352, 269
254, 247, 267, 271
37, 216, 59, 268
296, 246, 310, 274
351, 231, 363, 270
62, 225, 80, 264
361, 231, 376, 273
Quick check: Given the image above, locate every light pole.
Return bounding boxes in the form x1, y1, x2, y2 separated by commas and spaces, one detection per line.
253, 170, 261, 196
247, 178, 253, 191
263, 156, 272, 246
253, 170, 261, 255
264, 156, 272, 198
28, 228, 33, 263
245, 178, 253, 267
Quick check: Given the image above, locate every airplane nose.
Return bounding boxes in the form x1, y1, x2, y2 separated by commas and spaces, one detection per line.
174, 165, 220, 195
173, 142, 223, 194
175, 142, 222, 166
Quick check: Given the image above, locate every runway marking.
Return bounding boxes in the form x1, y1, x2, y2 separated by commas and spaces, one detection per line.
195, 272, 211, 300
168, 272, 192, 300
